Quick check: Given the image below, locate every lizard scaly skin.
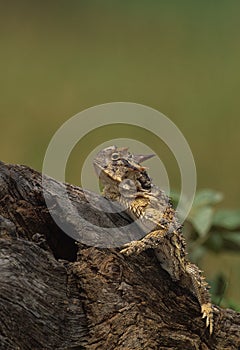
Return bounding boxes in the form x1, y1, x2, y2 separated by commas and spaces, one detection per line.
93, 145, 214, 334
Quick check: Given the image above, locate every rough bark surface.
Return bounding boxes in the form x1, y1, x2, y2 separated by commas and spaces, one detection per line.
0, 160, 239, 350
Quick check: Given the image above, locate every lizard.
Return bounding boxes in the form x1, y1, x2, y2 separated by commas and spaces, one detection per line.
93, 145, 214, 334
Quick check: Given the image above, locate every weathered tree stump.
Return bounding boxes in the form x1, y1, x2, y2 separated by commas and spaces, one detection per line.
0, 160, 239, 349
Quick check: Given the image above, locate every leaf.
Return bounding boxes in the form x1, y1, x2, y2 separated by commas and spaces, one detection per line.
193, 189, 224, 207
190, 206, 214, 236
223, 231, 240, 244
213, 209, 240, 229
189, 246, 206, 263
221, 231, 240, 251
206, 231, 224, 252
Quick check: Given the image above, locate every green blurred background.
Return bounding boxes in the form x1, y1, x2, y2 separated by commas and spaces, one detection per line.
0, 1, 239, 304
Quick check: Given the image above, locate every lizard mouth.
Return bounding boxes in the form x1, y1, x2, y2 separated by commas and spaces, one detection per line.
93, 160, 122, 183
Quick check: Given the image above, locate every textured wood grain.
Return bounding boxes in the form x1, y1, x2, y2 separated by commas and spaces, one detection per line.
0, 238, 87, 350
0, 161, 239, 349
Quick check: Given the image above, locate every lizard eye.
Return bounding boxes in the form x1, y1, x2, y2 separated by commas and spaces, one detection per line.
111, 152, 120, 161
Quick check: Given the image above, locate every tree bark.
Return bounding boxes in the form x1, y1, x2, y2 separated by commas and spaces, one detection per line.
0, 160, 239, 350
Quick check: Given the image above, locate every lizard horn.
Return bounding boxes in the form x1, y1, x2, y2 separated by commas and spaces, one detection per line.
133, 153, 155, 163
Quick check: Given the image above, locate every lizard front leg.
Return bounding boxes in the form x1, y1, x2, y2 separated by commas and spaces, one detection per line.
120, 229, 166, 255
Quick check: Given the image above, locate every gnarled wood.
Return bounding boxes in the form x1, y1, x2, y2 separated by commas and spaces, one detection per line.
0, 161, 239, 349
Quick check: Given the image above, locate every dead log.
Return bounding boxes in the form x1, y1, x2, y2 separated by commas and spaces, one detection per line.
0, 160, 239, 349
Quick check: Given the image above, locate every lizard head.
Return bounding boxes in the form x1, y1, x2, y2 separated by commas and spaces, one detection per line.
93, 145, 155, 188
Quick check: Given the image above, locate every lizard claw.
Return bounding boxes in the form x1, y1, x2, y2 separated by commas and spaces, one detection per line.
120, 241, 146, 256
201, 303, 213, 334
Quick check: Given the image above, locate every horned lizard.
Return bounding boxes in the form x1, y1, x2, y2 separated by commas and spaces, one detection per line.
93, 145, 213, 334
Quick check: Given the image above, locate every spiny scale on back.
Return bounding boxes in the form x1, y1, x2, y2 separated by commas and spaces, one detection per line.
93, 145, 214, 334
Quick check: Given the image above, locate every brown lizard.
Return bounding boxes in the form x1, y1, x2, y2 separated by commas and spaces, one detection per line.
93, 145, 214, 334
